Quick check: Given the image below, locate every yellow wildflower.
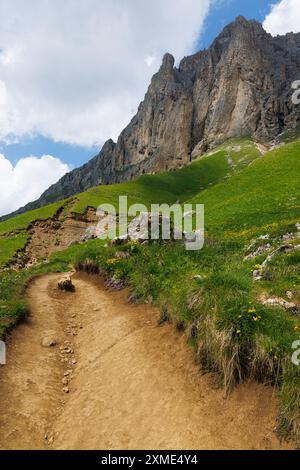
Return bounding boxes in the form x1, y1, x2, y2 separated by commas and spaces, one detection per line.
106, 258, 120, 265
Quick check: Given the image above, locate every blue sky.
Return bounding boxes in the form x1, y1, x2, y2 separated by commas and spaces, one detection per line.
1, 135, 96, 168
0, 0, 298, 216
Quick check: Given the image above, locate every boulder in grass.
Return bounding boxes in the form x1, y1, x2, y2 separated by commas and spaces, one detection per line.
259, 294, 298, 313
58, 277, 75, 292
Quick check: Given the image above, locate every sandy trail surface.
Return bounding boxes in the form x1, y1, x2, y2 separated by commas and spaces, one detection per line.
0, 273, 290, 450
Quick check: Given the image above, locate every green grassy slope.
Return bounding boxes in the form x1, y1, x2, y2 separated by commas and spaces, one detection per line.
0, 233, 29, 268
72, 137, 260, 213
0, 138, 260, 269
191, 141, 300, 232
0, 201, 66, 236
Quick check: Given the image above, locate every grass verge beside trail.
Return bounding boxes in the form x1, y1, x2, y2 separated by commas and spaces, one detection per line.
0, 138, 299, 443
51, 225, 300, 443
0, 260, 69, 340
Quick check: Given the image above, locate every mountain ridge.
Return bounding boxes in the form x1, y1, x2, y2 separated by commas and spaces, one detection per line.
2, 15, 300, 220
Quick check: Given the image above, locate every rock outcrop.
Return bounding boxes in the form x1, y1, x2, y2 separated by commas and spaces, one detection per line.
3, 16, 300, 219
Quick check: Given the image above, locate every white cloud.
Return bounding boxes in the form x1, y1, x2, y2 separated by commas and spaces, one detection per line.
145, 55, 157, 67
0, 0, 211, 148
263, 0, 300, 36
0, 154, 71, 216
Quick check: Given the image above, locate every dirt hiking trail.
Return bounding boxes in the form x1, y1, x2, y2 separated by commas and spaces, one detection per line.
0, 273, 290, 450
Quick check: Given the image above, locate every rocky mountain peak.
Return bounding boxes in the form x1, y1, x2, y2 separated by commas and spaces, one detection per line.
212, 15, 268, 50
160, 53, 175, 73
3, 17, 300, 220
231, 15, 261, 28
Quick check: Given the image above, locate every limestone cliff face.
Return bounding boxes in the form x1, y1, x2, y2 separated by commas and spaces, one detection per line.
79, 16, 300, 179
185, 16, 300, 155
4, 16, 300, 219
